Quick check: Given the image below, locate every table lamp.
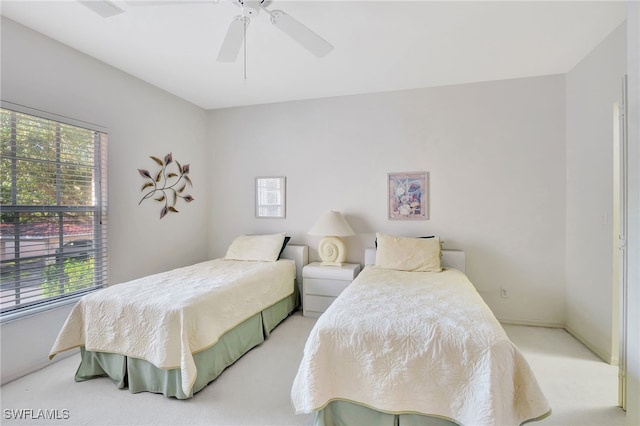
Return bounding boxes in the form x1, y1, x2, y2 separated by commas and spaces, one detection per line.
308, 210, 355, 266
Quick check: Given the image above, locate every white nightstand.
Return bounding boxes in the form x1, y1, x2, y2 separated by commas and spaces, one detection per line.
302, 262, 361, 318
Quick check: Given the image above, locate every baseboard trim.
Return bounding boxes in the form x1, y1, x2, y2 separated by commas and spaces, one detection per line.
497, 319, 617, 365
564, 325, 615, 365
0, 348, 78, 386
497, 317, 565, 329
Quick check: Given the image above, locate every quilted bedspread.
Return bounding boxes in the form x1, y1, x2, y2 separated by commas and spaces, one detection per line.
50, 259, 295, 396
291, 266, 551, 426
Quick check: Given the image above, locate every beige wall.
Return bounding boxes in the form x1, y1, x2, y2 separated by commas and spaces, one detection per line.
0, 18, 209, 384
208, 75, 568, 326
565, 23, 627, 363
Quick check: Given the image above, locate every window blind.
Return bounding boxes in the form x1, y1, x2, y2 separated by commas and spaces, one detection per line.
0, 104, 108, 319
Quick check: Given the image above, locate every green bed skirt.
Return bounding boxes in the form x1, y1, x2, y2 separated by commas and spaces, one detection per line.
75, 291, 298, 399
314, 401, 460, 426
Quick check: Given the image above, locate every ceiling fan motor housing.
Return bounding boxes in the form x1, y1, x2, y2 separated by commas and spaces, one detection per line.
240, 0, 262, 17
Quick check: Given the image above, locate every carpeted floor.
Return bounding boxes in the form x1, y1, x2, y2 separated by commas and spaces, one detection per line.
0, 313, 627, 426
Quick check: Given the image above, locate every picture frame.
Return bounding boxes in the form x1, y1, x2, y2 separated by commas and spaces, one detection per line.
388, 172, 428, 220
255, 176, 286, 218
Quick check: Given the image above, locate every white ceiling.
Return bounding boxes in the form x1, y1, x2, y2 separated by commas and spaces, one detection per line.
0, 0, 627, 110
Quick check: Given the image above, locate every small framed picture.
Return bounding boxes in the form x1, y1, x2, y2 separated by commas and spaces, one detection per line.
388, 172, 428, 220
255, 176, 286, 218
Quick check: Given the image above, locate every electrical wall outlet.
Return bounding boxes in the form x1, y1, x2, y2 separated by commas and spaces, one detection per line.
500, 287, 509, 298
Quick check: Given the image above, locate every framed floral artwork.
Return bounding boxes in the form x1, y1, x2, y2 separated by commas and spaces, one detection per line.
388, 172, 428, 220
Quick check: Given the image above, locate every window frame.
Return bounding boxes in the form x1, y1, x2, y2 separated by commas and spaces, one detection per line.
0, 101, 108, 322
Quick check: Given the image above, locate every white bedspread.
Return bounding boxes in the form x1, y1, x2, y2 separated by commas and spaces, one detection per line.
291, 266, 551, 426
50, 259, 295, 396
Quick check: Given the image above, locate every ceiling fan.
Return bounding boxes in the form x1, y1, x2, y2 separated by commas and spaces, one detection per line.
216, 0, 333, 62
79, 0, 333, 62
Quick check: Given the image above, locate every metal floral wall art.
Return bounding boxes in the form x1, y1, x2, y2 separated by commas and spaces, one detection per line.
138, 153, 194, 219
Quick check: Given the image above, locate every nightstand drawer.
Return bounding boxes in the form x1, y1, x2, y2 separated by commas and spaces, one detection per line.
303, 263, 361, 280
302, 262, 360, 318
304, 277, 350, 297
305, 295, 336, 313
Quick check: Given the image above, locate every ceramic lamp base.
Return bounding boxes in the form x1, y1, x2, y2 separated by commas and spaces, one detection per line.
318, 236, 347, 267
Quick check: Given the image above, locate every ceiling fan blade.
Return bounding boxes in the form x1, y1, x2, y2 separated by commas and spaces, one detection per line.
217, 16, 249, 62
78, 0, 124, 17
268, 10, 333, 58
125, 1, 217, 7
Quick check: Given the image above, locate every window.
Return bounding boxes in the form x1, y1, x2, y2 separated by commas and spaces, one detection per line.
0, 103, 108, 320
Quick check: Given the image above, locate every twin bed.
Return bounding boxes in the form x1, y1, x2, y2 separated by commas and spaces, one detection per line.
49, 233, 308, 399
50, 232, 550, 425
291, 233, 551, 426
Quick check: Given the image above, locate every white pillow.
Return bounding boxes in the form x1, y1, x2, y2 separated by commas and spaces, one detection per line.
375, 233, 442, 272
224, 232, 286, 262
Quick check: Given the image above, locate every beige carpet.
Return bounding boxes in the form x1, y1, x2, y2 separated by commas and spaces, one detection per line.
0, 313, 626, 426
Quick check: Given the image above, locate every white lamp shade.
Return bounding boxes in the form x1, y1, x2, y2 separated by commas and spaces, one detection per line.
308, 211, 355, 237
